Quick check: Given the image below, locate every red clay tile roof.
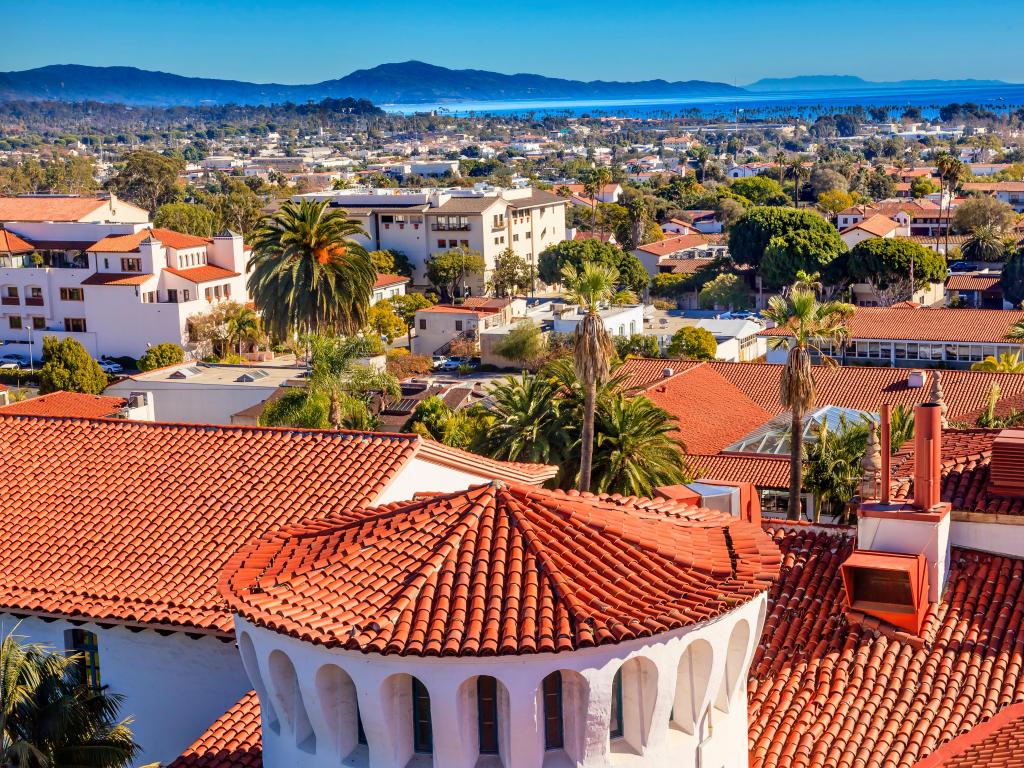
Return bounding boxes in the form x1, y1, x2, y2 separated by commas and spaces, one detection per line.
688, 453, 792, 489
642, 364, 774, 454
660, 257, 717, 275
616, 358, 701, 389
635, 233, 716, 257
416, 438, 558, 484
0, 392, 127, 418
749, 525, 1024, 768
760, 306, 1024, 344
88, 228, 210, 253
842, 213, 900, 237
80, 272, 153, 286
913, 702, 1024, 767
0, 229, 34, 253
220, 482, 781, 656
963, 182, 1024, 193
150, 228, 210, 249
945, 274, 1002, 292
167, 691, 261, 768
163, 265, 240, 283
889, 429, 1024, 516
373, 273, 410, 289
0, 196, 109, 222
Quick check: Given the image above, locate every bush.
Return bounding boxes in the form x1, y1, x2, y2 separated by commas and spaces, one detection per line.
0, 369, 41, 387
38, 337, 107, 395
137, 342, 185, 372
386, 351, 432, 380
667, 326, 718, 360
614, 334, 660, 359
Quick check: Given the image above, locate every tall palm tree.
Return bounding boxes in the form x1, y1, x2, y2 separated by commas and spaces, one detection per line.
762, 288, 855, 520
248, 199, 375, 340
307, 335, 397, 429
787, 158, 805, 208
561, 261, 618, 492
962, 224, 1010, 263
1, 627, 138, 768
935, 152, 965, 257
692, 145, 711, 184
226, 305, 262, 355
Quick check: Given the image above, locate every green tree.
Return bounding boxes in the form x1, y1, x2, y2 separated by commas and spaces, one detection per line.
953, 195, 1018, 235
698, 273, 750, 310
493, 322, 546, 368
488, 248, 532, 298
0, 626, 139, 768
105, 150, 183, 214
667, 326, 717, 359
538, 240, 647, 294
761, 286, 855, 520
999, 249, 1024, 307
137, 342, 185, 372
845, 238, 946, 301
802, 418, 869, 521
760, 222, 847, 290
729, 176, 789, 206
728, 206, 844, 271
971, 353, 1024, 373
367, 301, 407, 343
816, 190, 854, 218
154, 202, 216, 237
402, 397, 487, 449
43, 155, 96, 195
369, 249, 413, 277
962, 225, 1011, 262
425, 247, 486, 302
38, 337, 108, 395
226, 305, 263, 354
910, 176, 939, 198
215, 179, 264, 235
481, 372, 568, 465
248, 199, 375, 339
613, 334, 660, 359
561, 261, 618, 492
389, 292, 436, 350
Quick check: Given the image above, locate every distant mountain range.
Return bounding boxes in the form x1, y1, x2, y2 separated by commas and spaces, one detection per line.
745, 75, 1012, 92
0, 62, 1015, 107
0, 61, 742, 107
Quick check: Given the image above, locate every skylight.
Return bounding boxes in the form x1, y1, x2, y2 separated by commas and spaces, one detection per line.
236, 369, 269, 383
169, 366, 202, 379
724, 405, 874, 455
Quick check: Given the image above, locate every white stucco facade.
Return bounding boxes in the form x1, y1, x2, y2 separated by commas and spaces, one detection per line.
234, 593, 766, 768
1, 614, 250, 767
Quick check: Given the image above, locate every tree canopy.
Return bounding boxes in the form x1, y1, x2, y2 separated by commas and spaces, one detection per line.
137, 342, 185, 372
154, 202, 216, 237
844, 237, 947, 293
538, 239, 648, 294
1000, 248, 1024, 307
425, 247, 486, 302
729, 176, 789, 206
728, 206, 844, 275
667, 326, 718, 359
104, 150, 183, 214
38, 337, 108, 395
953, 195, 1018, 235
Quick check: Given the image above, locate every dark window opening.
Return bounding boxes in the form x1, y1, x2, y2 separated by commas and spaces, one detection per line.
851, 567, 914, 607
610, 668, 624, 739
65, 629, 101, 690
411, 678, 432, 754
478, 676, 499, 754
542, 671, 563, 750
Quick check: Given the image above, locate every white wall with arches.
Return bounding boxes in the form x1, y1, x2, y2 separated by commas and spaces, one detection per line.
232, 591, 767, 768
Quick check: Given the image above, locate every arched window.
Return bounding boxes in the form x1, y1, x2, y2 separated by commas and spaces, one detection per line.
609, 668, 624, 739
477, 675, 499, 755
411, 678, 432, 754
715, 620, 751, 714
268, 650, 316, 753
542, 671, 563, 750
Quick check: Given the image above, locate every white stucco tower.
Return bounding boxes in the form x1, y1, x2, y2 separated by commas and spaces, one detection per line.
220, 482, 780, 768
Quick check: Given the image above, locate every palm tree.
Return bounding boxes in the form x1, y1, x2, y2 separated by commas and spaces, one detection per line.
762, 287, 855, 520
935, 152, 965, 256
971, 352, 1024, 373
583, 166, 612, 234
1, 627, 138, 768
962, 225, 1010, 263
560, 261, 618, 492
787, 158, 805, 208
248, 199, 375, 340
1008, 318, 1024, 343
226, 305, 262, 355
307, 335, 397, 429
692, 145, 711, 184
592, 392, 688, 497
481, 371, 568, 465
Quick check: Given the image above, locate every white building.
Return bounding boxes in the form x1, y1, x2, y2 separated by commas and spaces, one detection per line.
0, 195, 249, 359
296, 187, 568, 293
372, 273, 409, 305
220, 482, 776, 768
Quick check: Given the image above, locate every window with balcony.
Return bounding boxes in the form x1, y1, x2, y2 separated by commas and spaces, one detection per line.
3, 286, 19, 306
121, 258, 142, 272
60, 287, 84, 302
26, 286, 43, 306
63, 318, 87, 333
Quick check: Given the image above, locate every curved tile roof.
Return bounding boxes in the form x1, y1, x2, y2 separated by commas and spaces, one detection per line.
220, 482, 780, 656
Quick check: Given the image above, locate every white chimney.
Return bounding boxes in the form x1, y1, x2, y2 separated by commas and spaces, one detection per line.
907, 370, 926, 388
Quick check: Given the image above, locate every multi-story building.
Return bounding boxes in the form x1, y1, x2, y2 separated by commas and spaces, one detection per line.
297, 186, 568, 293
0, 195, 249, 359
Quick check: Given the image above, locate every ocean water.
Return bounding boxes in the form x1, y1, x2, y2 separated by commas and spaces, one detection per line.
381, 83, 1024, 119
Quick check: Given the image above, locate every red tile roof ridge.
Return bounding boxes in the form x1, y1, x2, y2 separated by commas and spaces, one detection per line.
414, 439, 558, 483
912, 702, 1024, 767
220, 481, 781, 656
163, 265, 240, 283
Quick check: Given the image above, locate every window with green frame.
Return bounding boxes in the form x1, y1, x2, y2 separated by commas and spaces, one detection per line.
542, 671, 564, 750
64, 629, 101, 690
609, 668, 624, 739
411, 678, 433, 754
477, 676, 499, 754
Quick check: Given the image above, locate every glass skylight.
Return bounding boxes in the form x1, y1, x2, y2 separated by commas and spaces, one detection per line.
724, 405, 875, 455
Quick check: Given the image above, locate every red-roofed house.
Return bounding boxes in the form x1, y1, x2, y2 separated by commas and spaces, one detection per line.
633, 233, 728, 276
371, 272, 409, 304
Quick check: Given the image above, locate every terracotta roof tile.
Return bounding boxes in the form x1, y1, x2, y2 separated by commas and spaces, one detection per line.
220, 482, 781, 656
688, 453, 792, 488
749, 526, 1024, 768
0, 196, 108, 222
0, 229, 34, 253
0, 392, 127, 418
88, 228, 210, 253
374, 273, 410, 289
80, 272, 153, 286
635, 233, 717, 257
150, 228, 210, 249
913, 702, 1024, 767
163, 265, 240, 283
167, 691, 261, 768
616, 358, 702, 389
842, 213, 900, 237
945, 274, 1002, 292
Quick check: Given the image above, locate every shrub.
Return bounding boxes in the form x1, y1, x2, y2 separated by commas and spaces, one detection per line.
38, 337, 107, 395
137, 342, 186, 372
667, 326, 718, 360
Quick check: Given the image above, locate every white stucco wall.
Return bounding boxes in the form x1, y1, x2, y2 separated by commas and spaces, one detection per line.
234, 593, 766, 768
1, 614, 250, 766
104, 379, 283, 424
376, 456, 512, 506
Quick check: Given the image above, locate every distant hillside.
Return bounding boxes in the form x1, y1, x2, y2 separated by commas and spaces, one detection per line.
0, 61, 743, 107
746, 74, 1011, 92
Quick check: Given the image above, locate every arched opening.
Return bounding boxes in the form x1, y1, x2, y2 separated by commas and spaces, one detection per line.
610, 657, 659, 760
315, 663, 365, 763
714, 620, 751, 714
268, 650, 316, 753
381, 673, 435, 766
455, 675, 510, 767
541, 670, 588, 766
238, 633, 279, 733
669, 639, 714, 751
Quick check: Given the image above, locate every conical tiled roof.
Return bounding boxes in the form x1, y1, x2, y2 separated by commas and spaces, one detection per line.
220, 482, 780, 656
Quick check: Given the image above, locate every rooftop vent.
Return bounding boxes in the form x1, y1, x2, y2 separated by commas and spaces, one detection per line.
126, 392, 148, 409
236, 369, 269, 383
662, 367, 675, 378
907, 369, 927, 388
840, 550, 929, 634
989, 429, 1024, 496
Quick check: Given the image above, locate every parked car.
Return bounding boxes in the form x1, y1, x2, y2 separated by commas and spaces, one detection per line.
441, 356, 466, 371
948, 261, 972, 272
98, 360, 124, 374
431, 354, 448, 369
0, 362, 20, 370
0, 353, 28, 366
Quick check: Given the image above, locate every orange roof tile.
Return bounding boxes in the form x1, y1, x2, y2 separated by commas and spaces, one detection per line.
80, 272, 153, 286
688, 453, 792, 488
220, 482, 781, 656
0, 196, 109, 222
616, 358, 701, 389
913, 703, 1024, 767
843, 213, 900, 237
635, 233, 716, 257
163, 265, 240, 283
167, 691, 261, 768
749, 526, 1024, 768
0, 392, 127, 418
88, 228, 210, 253
761, 306, 1024, 344
0, 229, 34, 253
150, 228, 211, 249
945, 274, 1002, 292
661, 257, 717, 275
373, 273, 410, 289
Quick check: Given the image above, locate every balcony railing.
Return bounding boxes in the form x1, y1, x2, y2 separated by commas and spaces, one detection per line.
431, 224, 471, 232
25, 298, 43, 307
1, 297, 19, 306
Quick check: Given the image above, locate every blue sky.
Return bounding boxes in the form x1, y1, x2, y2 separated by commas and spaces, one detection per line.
4, 0, 1022, 84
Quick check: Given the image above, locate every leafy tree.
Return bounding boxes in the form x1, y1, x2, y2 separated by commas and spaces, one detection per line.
369, 248, 413, 277
999, 249, 1024, 307
425, 247, 485, 302
215, 179, 264, 234
489, 248, 532, 297
385, 350, 433, 380
367, 301, 407, 343
809, 168, 849, 197
953, 194, 1017, 235
845, 238, 946, 300
667, 326, 717, 359
816, 190, 854, 218
42, 155, 96, 195
248, 199, 375, 338
865, 167, 896, 200
493, 321, 546, 368
910, 176, 939, 198
699, 273, 751, 310
728, 206, 842, 270
562, 261, 618, 492
477, 372, 567, 464
402, 397, 488, 449
972, 353, 1024, 373
760, 224, 847, 290
761, 287, 855, 520
105, 150, 183, 214
226, 305, 263, 354
0, 626, 139, 768
803, 417, 869, 521
729, 176, 789, 206
137, 342, 185, 371
259, 387, 376, 431
154, 202, 216, 237
38, 337, 108, 395
538, 239, 647, 294
613, 334, 660, 359
714, 197, 747, 231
